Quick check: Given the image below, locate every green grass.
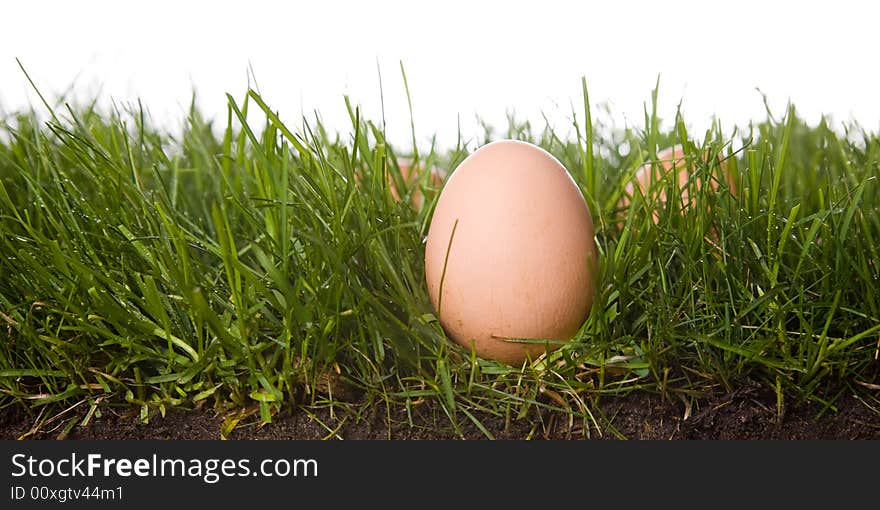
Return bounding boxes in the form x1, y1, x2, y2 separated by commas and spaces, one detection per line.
1, 72, 878, 438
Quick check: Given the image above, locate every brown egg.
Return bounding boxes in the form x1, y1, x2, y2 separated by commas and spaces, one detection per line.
389, 158, 445, 209
355, 157, 445, 209
424, 140, 598, 365
618, 144, 735, 223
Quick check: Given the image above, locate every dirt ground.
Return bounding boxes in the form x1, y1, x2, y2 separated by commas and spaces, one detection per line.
3, 383, 879, 440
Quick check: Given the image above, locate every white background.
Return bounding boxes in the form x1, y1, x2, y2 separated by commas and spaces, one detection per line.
2, 0, 878, 151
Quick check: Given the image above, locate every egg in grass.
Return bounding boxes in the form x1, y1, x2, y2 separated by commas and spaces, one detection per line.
424, 140, 598, 365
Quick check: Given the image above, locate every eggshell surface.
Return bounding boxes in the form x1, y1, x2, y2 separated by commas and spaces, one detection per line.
424, 140, 598, 365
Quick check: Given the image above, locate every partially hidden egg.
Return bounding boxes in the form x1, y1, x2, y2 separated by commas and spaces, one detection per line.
354, 157, 445, 209
424, 140, 598, 365
390, 158, 445, 209
618, 144, 734, 223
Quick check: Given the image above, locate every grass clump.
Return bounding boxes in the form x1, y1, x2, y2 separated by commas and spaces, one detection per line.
0, 74, 878, 438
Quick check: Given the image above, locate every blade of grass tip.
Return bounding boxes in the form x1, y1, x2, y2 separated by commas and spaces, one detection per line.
581, 77, 595, 196
376, 56, 386, 136
222, 100, 234, 179
437, 218, 459, 321
227, 93, 261, 153
16, 58, 60, 124
437, 358, 456, 413
460, 407, 494, 439
794, 215, 825, 279
246, 90, 309, 156
348, 104, 361, 168
613, 195, 641, 266
767, 103, 795, 251
467, 347, 478, 395
837, 179, 867, 248
119, 113, 143, 192
747, 148, 760, 216
647, 75, 660, 156
279, 141, 290, 276
247, 60, 262, 95
345, 97, 375, 174
399, 61, 418, 163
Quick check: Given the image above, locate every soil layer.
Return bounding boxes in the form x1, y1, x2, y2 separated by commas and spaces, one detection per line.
3, 384, 879, 440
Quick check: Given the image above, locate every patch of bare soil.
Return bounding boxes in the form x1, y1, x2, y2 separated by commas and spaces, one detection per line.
2, 384, 878, 440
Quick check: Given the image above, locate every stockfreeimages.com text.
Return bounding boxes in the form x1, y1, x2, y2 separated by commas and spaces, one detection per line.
10, 453, 317, 484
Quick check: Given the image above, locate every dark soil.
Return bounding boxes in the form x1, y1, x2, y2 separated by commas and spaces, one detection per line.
3, 384, 879, 440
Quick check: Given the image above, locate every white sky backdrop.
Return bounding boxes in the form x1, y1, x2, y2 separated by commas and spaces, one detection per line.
2, 0, 878, 151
